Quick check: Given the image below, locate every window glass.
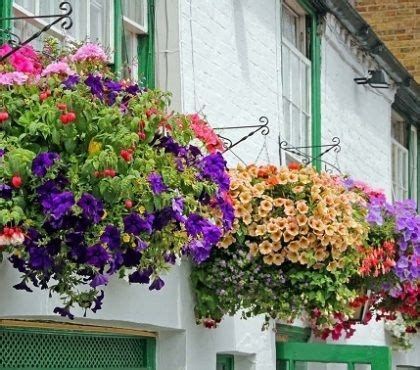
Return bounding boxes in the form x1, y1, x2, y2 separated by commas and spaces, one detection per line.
282, 5, 298, 47
281, 2, 311, 163
122, 0, 146, 28
392, 119, 409, 201
12, 0, 113, 48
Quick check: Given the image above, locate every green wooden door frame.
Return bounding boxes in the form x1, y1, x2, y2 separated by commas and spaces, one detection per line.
297, 0, 322, 171
276, 342, 392, 370
217, 354, 235, 370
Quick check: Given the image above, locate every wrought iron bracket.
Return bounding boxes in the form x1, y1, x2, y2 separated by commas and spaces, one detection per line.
214, 116, 270, 153
0, 1, 73, 62
279, 137, 342, 173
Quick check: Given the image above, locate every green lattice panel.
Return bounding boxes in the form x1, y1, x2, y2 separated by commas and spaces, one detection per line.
0, 327, 150, 369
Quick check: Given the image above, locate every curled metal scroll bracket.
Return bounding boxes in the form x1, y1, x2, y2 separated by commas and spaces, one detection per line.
0, 1, 73, 62
214, 116, 270, 153
279, 137, 342, 173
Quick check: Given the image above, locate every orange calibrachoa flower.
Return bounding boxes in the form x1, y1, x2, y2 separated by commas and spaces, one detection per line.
218, 164, 368, 270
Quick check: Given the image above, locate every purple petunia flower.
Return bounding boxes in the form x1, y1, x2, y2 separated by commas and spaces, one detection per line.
128, 267, 153, 284
86, 244, 110, 268
187, 240, 212, 264
100, 225, 121, 250
62, 74, 80, 89
41, 191, 75, 220
0, 184, 12, 199
78, 193, 104, 224
13, 280, 33, 292
0, 148, 4, 157
149, 277, 165, 291
91, 290, 105, 313
28, 246, 53, 271
90, 273, 109, 288
85, 74, 104, 99
148, 172, 168, 194
164, 252, 176, 265
53, 306, 75, 319
123, 213, 154, 235
104, 79, 122, 92
32, 152, 60, 177
200, 152, 230, 192
172, 197, 186, 223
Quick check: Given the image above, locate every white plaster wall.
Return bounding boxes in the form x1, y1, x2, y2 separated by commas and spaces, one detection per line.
0, 2, 418, 370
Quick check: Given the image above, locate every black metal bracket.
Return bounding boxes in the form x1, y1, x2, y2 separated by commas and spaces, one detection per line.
214, 116, 270, 153
0, 1, 73, 62
279, 137, 342, 173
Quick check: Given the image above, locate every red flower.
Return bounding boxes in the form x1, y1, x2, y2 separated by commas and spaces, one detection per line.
0, 111, 9, 123
288, 162, 301, 171
11, 175, 22, 188
120, 149, 133, 162
124, 199, 133, 209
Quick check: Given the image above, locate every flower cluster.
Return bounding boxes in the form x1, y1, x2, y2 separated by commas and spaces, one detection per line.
188, 114, 225, 153
193, 163, 369, 337
344, 179, 419, 344
0, 42, 233, 318
220, 164, 366, 271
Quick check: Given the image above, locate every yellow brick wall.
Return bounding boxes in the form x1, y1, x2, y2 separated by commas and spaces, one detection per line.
355, 0, 420, 83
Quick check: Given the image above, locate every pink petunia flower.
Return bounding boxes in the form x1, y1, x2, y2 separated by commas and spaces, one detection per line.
41, 61, 75, 76
72, 44, 108, 62
0, 71, 28, 85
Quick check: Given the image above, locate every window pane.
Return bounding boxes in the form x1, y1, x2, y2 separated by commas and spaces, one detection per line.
282, 5, 297, 47
282, 47, 290, 99
122, 0, 146, 27
66, 0, 112, 47
14, 0, 36, 13
291, 52, 300, 106
90, 0, 112, 45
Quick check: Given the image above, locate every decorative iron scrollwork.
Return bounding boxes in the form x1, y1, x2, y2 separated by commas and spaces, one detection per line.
214, 116, 270, 153
280, 137, 342, 173
0, 1, 73, 62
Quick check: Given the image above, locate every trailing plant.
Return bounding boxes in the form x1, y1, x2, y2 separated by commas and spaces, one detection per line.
192, 163, 369, 337
0, 42, 233, 318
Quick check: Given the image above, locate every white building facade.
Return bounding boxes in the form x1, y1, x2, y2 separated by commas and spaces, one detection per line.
0, 0, 419, 369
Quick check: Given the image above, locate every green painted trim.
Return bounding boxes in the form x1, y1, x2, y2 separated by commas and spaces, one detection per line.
138, 0, 155, 88
145, 337, 156, 370
276, 342, 392, 370
0, 0, 12, 42
217, 354, 234, 370
298, 0, 322, 171
276, 324, 311, 343
113, 0, 123, 78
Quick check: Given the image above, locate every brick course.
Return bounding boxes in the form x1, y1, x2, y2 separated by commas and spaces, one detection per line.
356, 0, 420, 82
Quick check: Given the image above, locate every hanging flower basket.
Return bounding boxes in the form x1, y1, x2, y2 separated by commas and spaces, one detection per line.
0, 41, 233, 318
192, 163, 370, 339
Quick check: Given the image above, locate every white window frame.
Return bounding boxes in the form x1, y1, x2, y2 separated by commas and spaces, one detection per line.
391, 112, 410, 202
12, 0, 114, 59
281, 0, 311, 165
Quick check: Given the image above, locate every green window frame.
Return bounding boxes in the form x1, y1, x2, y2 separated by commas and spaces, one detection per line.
0, 0, 155, 88
216, 354, 234, 370
0, 325, 156, 369
114, 0, 155, 87
276, 342, 391, 370
298, 0, 322, 171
